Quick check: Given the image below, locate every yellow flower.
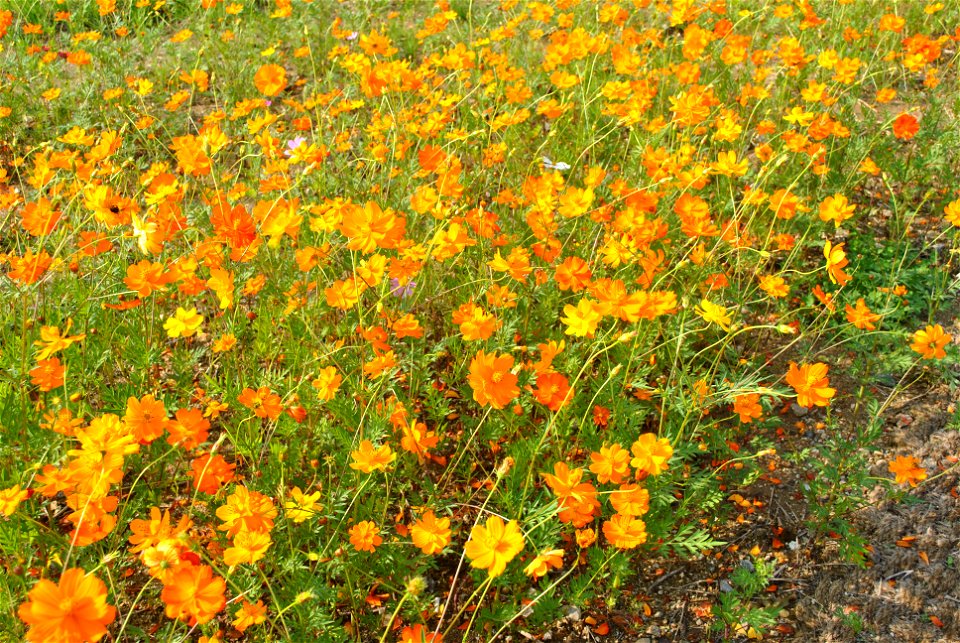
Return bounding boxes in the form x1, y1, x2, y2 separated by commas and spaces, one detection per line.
464, 515, 524, 577
284, 486, 322, 524
630, 433, 673, 477
164, 307, 203, 338
33, 322, 86, 360
695, 298, 732, 331
561, 298, 602, 337
0, 484, 29, 517
311, 366, 343, 401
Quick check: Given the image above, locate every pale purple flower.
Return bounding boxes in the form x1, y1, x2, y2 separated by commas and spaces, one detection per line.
284, 137, 307, 157
390, 278, 416, 298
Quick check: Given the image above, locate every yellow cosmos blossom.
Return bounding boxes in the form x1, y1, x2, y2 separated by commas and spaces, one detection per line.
163, 307, 204, 338
695, 298, 732, 331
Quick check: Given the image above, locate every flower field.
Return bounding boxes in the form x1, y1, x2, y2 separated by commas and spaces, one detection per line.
1, 0, 959, 641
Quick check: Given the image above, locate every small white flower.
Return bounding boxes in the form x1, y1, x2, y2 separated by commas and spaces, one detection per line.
542, 156, 570, 171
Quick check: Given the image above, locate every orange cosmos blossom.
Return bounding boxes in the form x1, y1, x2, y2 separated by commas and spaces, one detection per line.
233, 599, 268, 633
348, 520, 382, 553
888, 455, 927, 487
7, 249, 53, 285
253, 63, 287, 96
533, 371, 573, 411
124, 394, 168, 443
785, 362, 835, 408
410, 510, 452, 555
464, 515, 525, 577
237, 386, 283, 420
223, 529, 273, 567
187, 452, 236, 494
823, 240, 852, 286
732, 393, 763, 423
468, 350, 519, 409
312, 365, 343, 401
349, 439, 396, 473
400, 624, 442, 643
589, 443, 631, 484
945, 199, 960, 227
524, 548, 565, 579
602, 513, 648, 549
160, 564, 226, 626
215, 485, 277, 537
891, 112, 919, 140
18, 568, 116, 643
128, 506, 193, 553
910, 324, 952, 360
541, 462, 601, 527
29, 357, 65, 391
845, 298, 881, 330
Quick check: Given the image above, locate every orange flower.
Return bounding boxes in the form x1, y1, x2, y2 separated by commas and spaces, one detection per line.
732, 393, 762, 423
165, 408, 210, 449
253, 63, 287, 96
818, 194, 856, 227
464, 515, 525, 577
410, 510, 452, 555
232, 599, 268, 633
629, 433, 673, 477
29, 357, 65, 391
124, 259, 169, 297
845, 298, 880, 330
34, 323, 85, 360
523, 549, 564, 579
400, 624, 442, 643
7, 249, 53, 285
284, 486, 323, 523
160, 564, 226, 626
944, 199, 960, 227
575, 528, 597, 548
237, 386, 283, 420
216, 485, 277, 537
910, 324, 952, 360
555, 256, 592, 292
589, 443, 631, 484
532, 372, 573, 411
785, 362, 835, 408
128, 507, 193, 554
758, 274, 789, 299
541, 462, 601, 527
823, 240, 852, 286
453, 303, 500, 341
20, 198, 62, 236
609, 483, 650, 517
348, 520, 382, 552
349, 439, 396, 473
124, 394, 168, 443
18, 568, 116, 643
888, 455, 927, 487
187, 453, 235, 494
602, 514, 647, 549
891, 112, 919, 140
468, 350, 519, 409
